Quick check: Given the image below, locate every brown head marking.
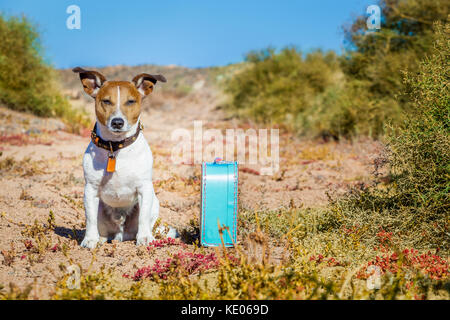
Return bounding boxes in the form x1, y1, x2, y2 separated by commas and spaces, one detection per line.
73, 67, 166, 130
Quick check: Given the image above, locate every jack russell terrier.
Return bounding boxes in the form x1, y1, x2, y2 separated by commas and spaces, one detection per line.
73, 67, 176, 248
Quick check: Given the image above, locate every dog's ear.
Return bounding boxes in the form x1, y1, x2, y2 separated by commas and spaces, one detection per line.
72, 67, 107, 98
132, 73, 167, 97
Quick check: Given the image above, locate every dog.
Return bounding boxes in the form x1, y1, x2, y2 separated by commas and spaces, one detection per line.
73, 67, 175, 248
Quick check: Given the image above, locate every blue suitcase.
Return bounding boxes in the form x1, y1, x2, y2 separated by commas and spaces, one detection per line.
200, 159, 238, 247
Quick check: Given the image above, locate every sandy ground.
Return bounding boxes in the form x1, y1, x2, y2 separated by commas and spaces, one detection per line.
0, 79, 383, 299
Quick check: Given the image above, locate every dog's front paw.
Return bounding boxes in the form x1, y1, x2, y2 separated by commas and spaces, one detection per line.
81, 236, 100, 249
136, 233, 155, 246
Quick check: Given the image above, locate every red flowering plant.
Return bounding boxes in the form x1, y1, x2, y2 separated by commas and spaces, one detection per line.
376, 228, 393, 245
126, 251, 220, 281
146, 237, 185, 251
309, 254, 344, 267
374, 228, 394, 253
358, 248, 449, 281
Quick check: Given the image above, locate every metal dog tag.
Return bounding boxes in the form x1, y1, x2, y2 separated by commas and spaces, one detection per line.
200, 159, 238, 247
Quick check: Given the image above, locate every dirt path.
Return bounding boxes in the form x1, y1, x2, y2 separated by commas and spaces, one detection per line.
0, 74, 383, 299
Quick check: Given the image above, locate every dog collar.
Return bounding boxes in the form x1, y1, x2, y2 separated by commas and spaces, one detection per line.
90, 122, 143, 153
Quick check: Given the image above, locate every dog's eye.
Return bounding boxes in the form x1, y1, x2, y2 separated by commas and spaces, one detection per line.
102, 99, 112, 105
126, 99, 136, 105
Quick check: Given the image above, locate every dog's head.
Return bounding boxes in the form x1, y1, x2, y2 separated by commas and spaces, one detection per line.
73, 67, 166, 134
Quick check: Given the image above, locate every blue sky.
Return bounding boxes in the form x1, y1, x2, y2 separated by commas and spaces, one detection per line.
0, 0, 373, 69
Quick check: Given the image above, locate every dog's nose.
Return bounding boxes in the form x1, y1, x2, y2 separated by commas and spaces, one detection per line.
111, 118, 124, 129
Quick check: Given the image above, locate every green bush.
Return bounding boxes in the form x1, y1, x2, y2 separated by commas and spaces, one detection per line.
342, 0, 448, 96
329, 0, 449, 138
297, 80, 403, 138
389, 20, 449, 220
0, 14, 70, 117
224, 0, 449, 139
224, 47, 340, 126
329, 20, 449, 251
301, 0, 448, 138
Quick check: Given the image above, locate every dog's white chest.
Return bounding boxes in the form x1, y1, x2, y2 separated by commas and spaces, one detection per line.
83, 134, 153, 208
100, 174, 138, 207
